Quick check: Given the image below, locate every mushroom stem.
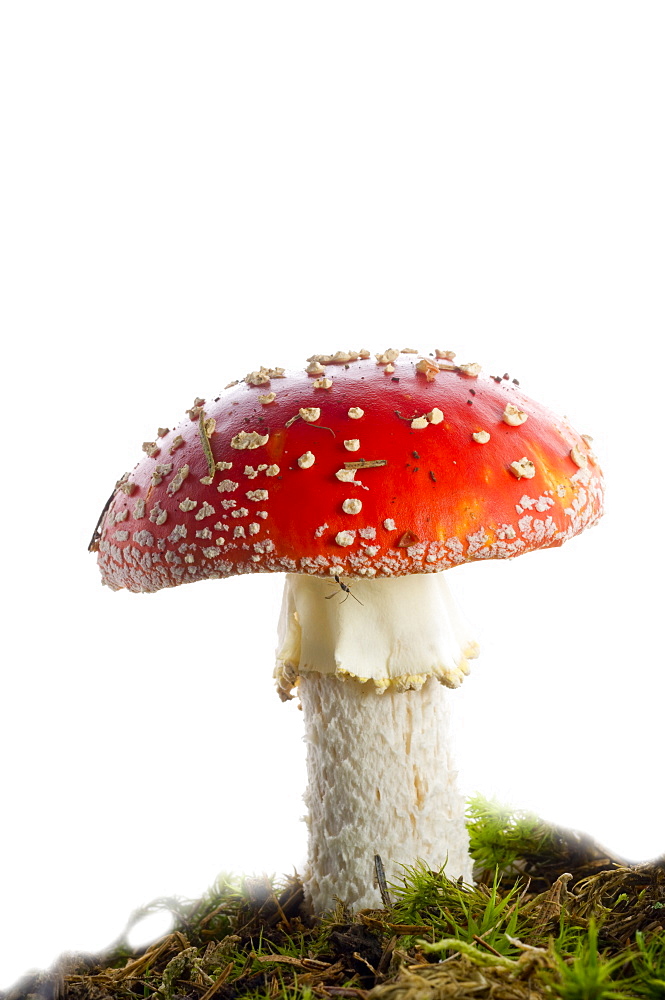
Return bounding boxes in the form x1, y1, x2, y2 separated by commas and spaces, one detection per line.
299, 672, 472, 911
275, 572, 479, 912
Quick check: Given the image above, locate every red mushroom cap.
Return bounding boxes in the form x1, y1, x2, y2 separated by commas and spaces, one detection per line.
92, 350, 604, 593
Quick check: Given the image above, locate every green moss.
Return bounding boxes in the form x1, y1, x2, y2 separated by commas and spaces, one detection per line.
2, 796, 662, 1000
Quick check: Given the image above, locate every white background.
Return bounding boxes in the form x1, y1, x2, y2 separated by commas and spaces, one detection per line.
1, 1, 664, 989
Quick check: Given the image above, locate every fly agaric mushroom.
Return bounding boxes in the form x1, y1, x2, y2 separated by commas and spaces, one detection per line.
91, 349, 604, 911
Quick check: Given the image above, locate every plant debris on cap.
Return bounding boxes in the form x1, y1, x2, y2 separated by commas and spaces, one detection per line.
91, 349, 604, 593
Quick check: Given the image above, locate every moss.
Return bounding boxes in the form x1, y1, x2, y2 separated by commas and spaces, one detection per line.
2, 797, 662, 1000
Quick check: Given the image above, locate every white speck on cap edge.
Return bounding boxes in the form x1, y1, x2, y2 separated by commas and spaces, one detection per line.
342, 499, 362, 514
335, 530, 356, 546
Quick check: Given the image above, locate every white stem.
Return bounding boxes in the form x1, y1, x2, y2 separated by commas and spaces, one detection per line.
275, 572, 478, 912
300, 672, 473, 912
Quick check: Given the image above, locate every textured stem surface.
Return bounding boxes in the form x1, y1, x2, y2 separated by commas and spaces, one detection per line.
275, 572, 478, 911
299, 672, 472, 912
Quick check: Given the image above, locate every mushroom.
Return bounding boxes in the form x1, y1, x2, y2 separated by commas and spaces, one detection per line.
90, 349, 604, 911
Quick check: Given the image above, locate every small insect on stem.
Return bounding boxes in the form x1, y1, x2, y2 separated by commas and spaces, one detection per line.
325, 574, 364, 606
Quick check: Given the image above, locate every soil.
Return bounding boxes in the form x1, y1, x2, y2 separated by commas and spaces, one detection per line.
2, 817, 662, 1000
